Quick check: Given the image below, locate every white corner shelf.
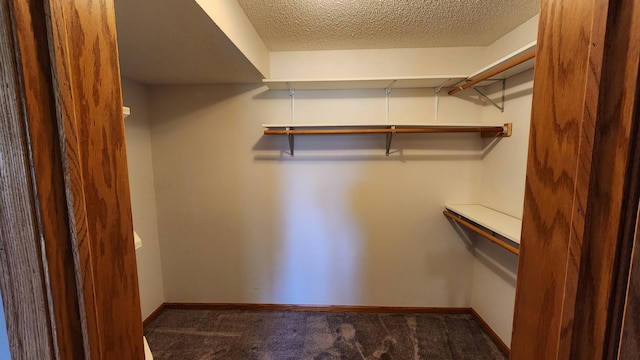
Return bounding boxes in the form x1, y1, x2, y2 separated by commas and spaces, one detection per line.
123, 106, 131, 119
263, 76, 466, 91
262, 41, 536, 92
444, 204, 521, 255
467, 41, 537, 87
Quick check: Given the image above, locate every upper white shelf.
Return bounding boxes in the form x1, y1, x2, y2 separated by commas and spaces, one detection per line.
445, 204, 522, 244
263, 76, 466, 90
263, 41, 536, 91
464, 41, 537, 88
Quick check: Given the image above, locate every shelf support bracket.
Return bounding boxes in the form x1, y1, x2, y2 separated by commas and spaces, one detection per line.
434, 84, 444, 123
472, 79, 505, 112
286, 127, 294, 156
385, 83, 394, 124
288, 86, 296, 123
385, 125, 395, 156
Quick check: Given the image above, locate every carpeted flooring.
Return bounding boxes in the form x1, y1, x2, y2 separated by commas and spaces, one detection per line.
144, 309, 507, 360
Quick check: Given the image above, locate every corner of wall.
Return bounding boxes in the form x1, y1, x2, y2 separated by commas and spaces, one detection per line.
122, 78, 166, 320
483, 14, 540, 66
194, 0, 270, 78
470, 14, 538, 346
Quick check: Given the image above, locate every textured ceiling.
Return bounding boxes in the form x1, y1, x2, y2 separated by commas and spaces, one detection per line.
115, 0, 539, 84
115, 0, 263, 85
237, 0, 540, 51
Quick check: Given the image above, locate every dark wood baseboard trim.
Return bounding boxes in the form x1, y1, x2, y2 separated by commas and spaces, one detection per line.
163, 302, 472, 314
470, 308, 510, 357
143, 303, 166, 328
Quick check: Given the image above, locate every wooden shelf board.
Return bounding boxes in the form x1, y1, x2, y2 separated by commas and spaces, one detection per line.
263, 123, 505, 129
445, 204, 521, 244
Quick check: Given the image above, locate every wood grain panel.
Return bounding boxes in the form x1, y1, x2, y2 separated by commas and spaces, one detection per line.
45, 0, 144, 358
570, 0, 640, 357
513, 0, 640, 358
511, 0, 596, 357
0, 1, 55, 358
618, 206, 640, 357
9, 1, 88, 358
45, 0, 104, 356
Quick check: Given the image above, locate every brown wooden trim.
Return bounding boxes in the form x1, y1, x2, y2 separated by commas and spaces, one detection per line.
45, 0, 103, 356
164, 302, 473, 314
604, 4, 640, 354
513, 0, 640, 358
512, 0, 599, 358
470, 309, 510, 357
618, 206, 640, 357
143, 303, 166, 328
569, 0, 640, 357
0, 2, 56, 358
43, 0, 144, 358
9, 1, 91, 358
0, 0, 145, 358
264, 126, 507, 136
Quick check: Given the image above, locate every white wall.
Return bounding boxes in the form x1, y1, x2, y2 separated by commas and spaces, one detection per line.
471, 69, 534, 346
269, 15, 539, 82
270, 47, 482, 79
482, 15, 539, 66
423, 14, 537, 347
131, 12, 537, 341
195, 0, 270, 77
122, 79, 165, 319
148, 84, 490, 307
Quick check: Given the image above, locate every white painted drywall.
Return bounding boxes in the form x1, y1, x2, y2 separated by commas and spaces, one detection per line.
482, 15, 539, 66
122, 78, 165, 319
455, 15, 538, 347
195, 0, 270, 78
0, 292, 8, 359
270, 47, 482, 80
471, 68, 534, 346
268, 15, 538, 82
148, 83, 489, 306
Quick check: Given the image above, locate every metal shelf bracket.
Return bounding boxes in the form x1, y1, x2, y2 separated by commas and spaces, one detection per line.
385, 126, 395, 156
472, 79, 506, 112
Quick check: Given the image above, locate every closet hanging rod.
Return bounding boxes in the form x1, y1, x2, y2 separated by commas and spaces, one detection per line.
264, 125, 507, 136
448, 49, 536, 96
443, 210, 520, 255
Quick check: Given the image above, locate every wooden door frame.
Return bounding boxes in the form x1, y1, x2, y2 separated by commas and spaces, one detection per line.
512, 0, 640, 358
0, 0, 143, 359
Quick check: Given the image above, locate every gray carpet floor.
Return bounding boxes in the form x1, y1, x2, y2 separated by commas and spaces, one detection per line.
144, 309, 507, 360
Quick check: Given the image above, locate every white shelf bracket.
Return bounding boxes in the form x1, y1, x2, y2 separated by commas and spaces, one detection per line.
385, 81, 395, 124
434, 84, 443, 124
472, 79, 505, 113
288, 84, 296, 123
